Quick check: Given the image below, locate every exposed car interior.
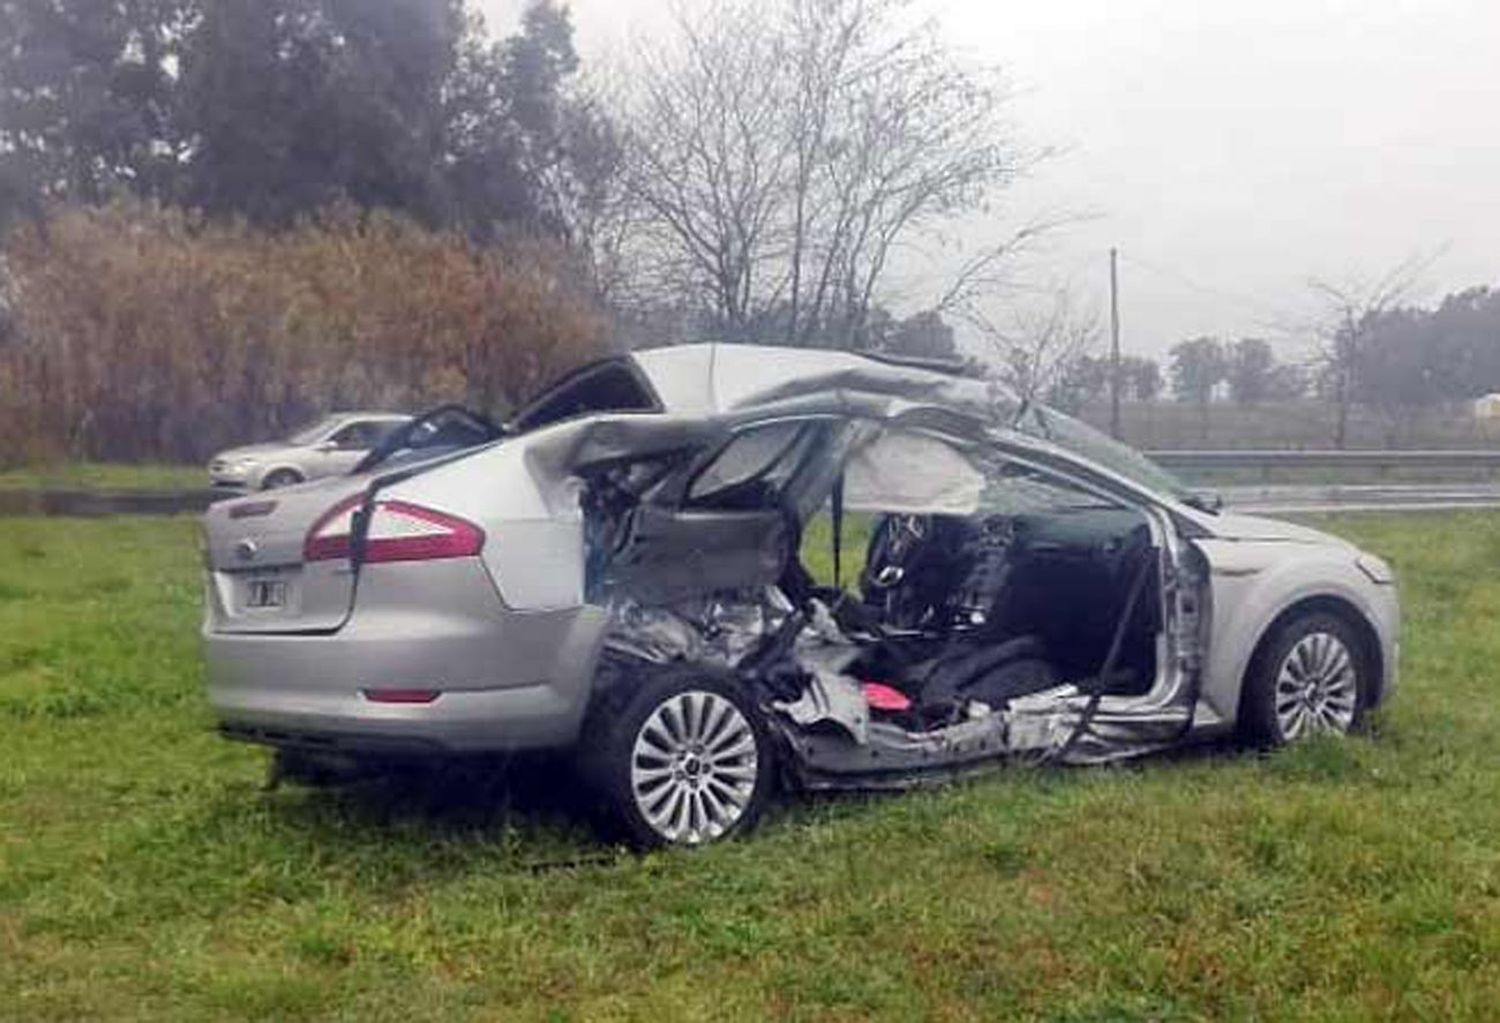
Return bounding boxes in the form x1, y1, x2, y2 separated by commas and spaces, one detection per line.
850, 506, 1160, 707
581, 417, 1164, 737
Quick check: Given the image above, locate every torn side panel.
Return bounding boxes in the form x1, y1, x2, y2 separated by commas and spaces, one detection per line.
602, 587, 796, 668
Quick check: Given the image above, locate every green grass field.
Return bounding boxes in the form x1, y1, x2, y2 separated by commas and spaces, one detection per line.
0, 462, 206, 491
3, 511, 1499, 1020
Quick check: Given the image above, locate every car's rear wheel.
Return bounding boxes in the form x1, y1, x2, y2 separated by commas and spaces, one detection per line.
580, 664, 774, 848
262, 469, 303, 490
1241, 611, 1368, 746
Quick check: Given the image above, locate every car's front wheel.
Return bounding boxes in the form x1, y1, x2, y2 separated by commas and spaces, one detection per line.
581, 664, 774, 848
1241, 611, 1368, 746
261, 469, 304, 490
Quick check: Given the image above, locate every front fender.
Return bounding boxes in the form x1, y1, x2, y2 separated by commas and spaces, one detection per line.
1195, 540, 1399, 724
248, 462, 310, 489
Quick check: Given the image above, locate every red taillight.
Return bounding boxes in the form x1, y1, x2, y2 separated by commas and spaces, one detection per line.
304, 497, 485, 564
363, 688, 442, 705
303, 495, 362, 562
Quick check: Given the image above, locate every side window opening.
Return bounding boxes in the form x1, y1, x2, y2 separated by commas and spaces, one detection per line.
812, 430, 1162, 700
366, 420, 406, 445
330, 423, 373, 450
685, 422, 819, 510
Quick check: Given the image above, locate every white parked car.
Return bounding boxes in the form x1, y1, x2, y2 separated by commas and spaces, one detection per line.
208, 412, 412, 490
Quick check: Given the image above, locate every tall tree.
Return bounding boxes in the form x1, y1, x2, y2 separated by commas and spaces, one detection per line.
0, 0, 195, 214
442, 0, 619, 247
1120, 355, 1162, 402
1351, 307, 1443, 445
1226, 337, 1276, 405
179, 0, 460, 224
1047, 354, 1108, 414
1170, 337, 1227, 404
1, 0, 617, 242
620, 0, 1020, 346
885, 310, 957, 360
1309, 254, 1430, 448
991, 288, 1101, 407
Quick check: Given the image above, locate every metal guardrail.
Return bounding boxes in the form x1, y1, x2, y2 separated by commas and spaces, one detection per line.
1148, 450, 1500, 473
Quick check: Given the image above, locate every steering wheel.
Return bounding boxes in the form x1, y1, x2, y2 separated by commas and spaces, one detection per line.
867, 515, 928, 589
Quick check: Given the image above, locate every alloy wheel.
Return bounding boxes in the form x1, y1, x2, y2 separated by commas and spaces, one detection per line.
629, 689, 759, 845
1274, 631, 1359, 740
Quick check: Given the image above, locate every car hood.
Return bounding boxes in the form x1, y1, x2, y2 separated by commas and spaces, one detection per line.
1201, 512, 1353, 548
214, 443, 294, 461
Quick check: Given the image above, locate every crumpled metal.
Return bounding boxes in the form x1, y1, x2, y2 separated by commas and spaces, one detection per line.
603, 586, 795, 667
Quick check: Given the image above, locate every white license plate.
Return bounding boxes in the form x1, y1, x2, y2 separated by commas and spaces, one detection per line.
245, 578, 287, 610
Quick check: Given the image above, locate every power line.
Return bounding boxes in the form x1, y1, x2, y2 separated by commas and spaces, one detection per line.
1116, 250, 1310, 340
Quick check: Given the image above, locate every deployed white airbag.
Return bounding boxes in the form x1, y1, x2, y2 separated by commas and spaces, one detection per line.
843, 430, 984, 515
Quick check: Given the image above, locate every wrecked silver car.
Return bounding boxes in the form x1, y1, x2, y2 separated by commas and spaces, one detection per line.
201, 345, 1400, 847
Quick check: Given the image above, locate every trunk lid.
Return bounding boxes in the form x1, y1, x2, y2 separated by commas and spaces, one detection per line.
202, 475, 372, 634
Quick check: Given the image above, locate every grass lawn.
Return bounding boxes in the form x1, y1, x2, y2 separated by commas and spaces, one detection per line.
0, 462, 205, 491
3, 510, 1500, 1020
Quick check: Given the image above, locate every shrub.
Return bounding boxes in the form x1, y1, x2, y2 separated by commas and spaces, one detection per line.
0, 204, 607, 466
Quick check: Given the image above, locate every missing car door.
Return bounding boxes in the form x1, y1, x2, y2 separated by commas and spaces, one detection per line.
595, 420, 832, 604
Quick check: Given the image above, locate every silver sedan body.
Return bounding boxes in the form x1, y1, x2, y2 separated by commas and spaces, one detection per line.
208, 412, 412, 491
201, 346, 1399, 793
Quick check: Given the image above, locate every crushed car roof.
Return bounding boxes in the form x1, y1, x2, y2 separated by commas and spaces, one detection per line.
628, 343, 1012, 420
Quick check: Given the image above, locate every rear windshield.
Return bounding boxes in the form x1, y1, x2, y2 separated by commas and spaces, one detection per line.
513, 359, 661, 433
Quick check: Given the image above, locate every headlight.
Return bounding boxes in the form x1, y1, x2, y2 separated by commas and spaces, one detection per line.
1356, 553, 1395, 585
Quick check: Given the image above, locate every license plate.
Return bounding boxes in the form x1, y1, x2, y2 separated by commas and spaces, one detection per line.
245, 578, 287, 609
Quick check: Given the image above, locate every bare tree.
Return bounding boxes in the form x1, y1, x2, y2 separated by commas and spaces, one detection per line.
1309, 252, 1435, 448
968, 286, 1102, 408
617, 1, 787, 328
619, 0, 1025, 345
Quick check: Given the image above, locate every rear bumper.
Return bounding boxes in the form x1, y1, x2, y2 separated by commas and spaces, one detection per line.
209, 666, 599, 754
202, 560, 608, 755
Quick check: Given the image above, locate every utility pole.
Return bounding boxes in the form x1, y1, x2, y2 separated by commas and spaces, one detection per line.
1109, 247, 1122, 439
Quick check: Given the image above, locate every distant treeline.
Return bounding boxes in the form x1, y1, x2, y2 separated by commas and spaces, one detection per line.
2, 2, 1497, 464
0, 206, 603, 463
0, 1, 614, 244
0, 0, 1028, 464
0, 1, 617, 464
1144, 289, 1500, 445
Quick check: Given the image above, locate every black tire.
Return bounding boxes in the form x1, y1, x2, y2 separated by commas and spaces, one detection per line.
578, 662, 775, 849
261, 469, 304, 490
1239, 610, 1370, 748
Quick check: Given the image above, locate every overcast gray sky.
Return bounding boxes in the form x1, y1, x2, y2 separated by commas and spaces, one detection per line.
482, 0, 1500, 359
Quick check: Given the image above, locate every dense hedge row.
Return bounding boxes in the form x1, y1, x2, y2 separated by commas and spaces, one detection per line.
0, 205, 607, 465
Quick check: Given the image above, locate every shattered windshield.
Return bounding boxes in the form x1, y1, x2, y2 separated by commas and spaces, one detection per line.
1010, 404, 1192, 502
977, 461, 1120, 515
